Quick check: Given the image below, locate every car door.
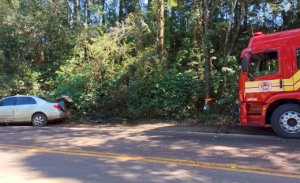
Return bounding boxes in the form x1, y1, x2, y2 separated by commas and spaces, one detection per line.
14, 97, 37, 122
0, 97, 16, 122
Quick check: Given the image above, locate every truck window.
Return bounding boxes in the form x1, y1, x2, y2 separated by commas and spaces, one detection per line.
297, 48, 300, 69
248, 51, 278, 77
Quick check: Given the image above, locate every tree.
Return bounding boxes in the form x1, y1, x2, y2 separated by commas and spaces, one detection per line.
87, 0, 91, 24
157, 0, 164, 62
1, 0, 300, 118
119, 0, 125, 22
73, 0, 78, 31
202, 0, 219, 109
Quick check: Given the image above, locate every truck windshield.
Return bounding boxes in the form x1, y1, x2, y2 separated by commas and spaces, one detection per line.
248, 51, 278, 78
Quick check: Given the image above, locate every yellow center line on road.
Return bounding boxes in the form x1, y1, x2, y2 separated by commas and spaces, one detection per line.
1, 144, 300, 179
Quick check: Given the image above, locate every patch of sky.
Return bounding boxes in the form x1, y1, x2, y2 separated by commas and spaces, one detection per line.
247, 0, 296, 27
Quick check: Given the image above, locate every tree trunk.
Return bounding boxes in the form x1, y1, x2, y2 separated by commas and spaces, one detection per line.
40, 44, 45, 63
297, 1, 300, 26
119, 0, 124, 22
6, 0, 14, 9
64, 0, 70, 27
202, 0, 219, 110
243, 0, 248, 31
193, 0, 202, 49
87, 0, 91, 24
148, 0, 152, 10
217, 0, 246, 98
73, 0, 78, 32
203, 0, 211, 104
157, 0, 164, 63
224, 0, 238, 59
101, 0, 105, 25
134, 0, 140, 12
78, 0, 81, 26
97, 0, 105, 25
225, 0, 246, 59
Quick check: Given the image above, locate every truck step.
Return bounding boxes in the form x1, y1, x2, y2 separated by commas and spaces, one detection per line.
247, 110, 262, 115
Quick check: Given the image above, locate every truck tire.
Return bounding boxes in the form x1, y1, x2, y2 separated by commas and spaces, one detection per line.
271, 104, 300, 138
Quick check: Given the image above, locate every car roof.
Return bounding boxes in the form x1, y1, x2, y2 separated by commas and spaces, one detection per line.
1, 95, 39, 100
4, 95, 36, 97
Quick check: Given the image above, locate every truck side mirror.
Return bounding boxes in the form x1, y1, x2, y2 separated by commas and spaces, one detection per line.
241, 56, 248, 73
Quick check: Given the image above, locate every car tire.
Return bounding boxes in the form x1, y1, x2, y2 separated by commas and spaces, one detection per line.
32, 113, 48, 127
271, 104, 300, 138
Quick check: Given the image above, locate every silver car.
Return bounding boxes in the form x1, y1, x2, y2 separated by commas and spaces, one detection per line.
0, 96, 66, 126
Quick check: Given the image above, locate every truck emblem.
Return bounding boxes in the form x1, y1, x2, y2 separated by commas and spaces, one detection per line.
258, 81, 272, 92
247, 98, 258, 101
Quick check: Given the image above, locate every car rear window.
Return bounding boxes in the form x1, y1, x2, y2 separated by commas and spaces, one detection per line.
17, 97, 37, 105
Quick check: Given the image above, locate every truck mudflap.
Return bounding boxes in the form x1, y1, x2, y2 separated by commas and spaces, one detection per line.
240, 103, 248, 126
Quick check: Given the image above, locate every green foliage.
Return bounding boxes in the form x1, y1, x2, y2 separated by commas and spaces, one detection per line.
50, 16, 139, 115
0, 0, 75, 97
1, 0, 300, 121
51, 16, 202, 119
212, 56, 239, 112
127, 69, 202, 119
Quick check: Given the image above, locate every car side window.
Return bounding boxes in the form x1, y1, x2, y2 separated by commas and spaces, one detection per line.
2, 98, 17, 106
16, 97, 37, 105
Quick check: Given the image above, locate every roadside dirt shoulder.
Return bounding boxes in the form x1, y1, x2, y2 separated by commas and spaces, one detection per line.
51, 119, 276, 137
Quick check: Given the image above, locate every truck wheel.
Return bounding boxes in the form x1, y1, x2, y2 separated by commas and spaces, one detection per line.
271, 104, 300, 138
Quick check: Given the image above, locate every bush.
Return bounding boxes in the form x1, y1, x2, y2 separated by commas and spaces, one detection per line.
49, 15, 206, 120
129, 69, 202, 118
95, 68, 203, 119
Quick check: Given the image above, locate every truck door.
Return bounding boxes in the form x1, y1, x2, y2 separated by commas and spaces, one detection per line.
0, 97, 16, 122
244, 49, 284, 126
245, 49, 284, 102
292, 46, 300, 91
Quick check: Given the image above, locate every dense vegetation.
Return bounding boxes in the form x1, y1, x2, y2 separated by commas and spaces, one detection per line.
0, 0, 300, 120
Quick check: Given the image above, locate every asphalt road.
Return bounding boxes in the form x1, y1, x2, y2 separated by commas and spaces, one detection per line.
0, 124, 299, 183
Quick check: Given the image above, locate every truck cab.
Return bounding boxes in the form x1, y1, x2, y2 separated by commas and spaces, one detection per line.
239, 29, 300, 138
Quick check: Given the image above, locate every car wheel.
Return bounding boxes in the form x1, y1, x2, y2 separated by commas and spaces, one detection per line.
271, 104, 300, 138
32, 113, 48, 127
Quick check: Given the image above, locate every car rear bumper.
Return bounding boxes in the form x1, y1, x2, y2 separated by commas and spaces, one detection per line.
47, 110, 66, 121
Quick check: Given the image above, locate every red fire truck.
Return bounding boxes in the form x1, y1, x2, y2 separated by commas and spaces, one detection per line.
240, 29, 300, 138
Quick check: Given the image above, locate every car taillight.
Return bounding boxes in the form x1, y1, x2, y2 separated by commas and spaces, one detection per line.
53, 104, 61, 110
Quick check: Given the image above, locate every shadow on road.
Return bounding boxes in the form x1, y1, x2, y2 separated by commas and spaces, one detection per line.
0, 124, 299, 182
